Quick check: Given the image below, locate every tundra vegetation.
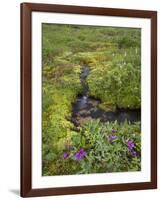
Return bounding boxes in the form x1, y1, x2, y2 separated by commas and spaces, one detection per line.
42, 24, 141, 175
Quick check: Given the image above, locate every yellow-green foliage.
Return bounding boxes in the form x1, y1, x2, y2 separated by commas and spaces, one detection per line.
83, 49, 141, 109
42, 63, 82, 175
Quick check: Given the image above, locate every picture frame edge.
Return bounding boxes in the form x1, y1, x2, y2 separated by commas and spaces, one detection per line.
20, 2, 157, 197
20, 2, 32, 198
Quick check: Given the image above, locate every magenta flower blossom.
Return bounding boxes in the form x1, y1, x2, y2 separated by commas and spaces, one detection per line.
63, 152, 70, 159
108, 135, 117, 143
127, 139, 137, 157
75, 148, 86, 160
127, 139, 135, 151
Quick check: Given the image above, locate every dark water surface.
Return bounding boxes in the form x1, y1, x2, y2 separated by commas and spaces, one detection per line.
71, 65, 141, 127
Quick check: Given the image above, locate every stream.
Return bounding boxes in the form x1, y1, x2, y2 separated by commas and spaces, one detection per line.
71, 65, 141, 127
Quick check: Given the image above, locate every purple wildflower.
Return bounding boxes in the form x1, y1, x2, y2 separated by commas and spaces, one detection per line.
127, 139, 135, 151
75, 148, 86, 160
112, 129, 117, 133
63, 152, 70, 159
127, 139, 137, 157
108, 135, 117, 143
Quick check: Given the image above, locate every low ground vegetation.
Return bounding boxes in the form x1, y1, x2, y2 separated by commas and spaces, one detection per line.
42, 24, 141, 175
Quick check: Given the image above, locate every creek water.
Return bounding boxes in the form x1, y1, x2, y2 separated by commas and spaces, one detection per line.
71, 65, 141, 127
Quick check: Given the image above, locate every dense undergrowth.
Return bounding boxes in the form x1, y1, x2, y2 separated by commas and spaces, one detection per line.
42, 24, 141, 175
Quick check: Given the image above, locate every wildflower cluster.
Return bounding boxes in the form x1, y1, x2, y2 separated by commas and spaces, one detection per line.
108, 129, 117, 143
75, 148, 87, 160
63, 148, 87, 161
127, 139, 137, 157
108, 129, 138, 158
